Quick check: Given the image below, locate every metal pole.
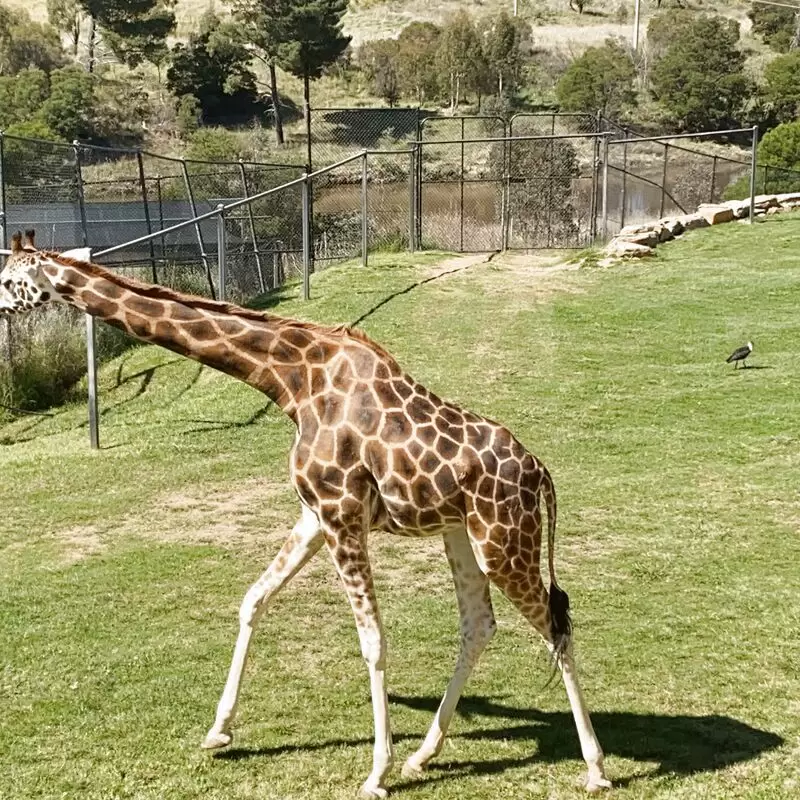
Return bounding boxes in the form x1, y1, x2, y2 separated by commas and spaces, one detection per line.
601, 134, 610, 239
749, 124, 759, 225
620, 132, 629, 229
633, 0, 642, 50
180, 158, 214, 299
408, 148, 416, 252
659, 144, 669, 219
0, 134, 6, 250
216, 204, 226, 301
710, 155, 718, 203
460, 117, 465, 252
590, 133, 599, 242
136, 151, 158, 283
361, 151, 368, 267
301, 173, 311, 301
156, 175, 166, 263
238, 160, 266, 293
74, 142, 98, 450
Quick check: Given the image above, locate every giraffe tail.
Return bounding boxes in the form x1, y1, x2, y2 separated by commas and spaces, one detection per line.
541, 466, 572, 658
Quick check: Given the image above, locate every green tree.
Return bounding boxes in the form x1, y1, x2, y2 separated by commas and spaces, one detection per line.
481, 11, 530, 97
166, 11, 258, 123
762, 51, 800, 124
747, 3, 797, 53
0, 6, 64, 75
46, 0, 83, 58
176, 93, 201, 138
78, 0, 176, 70
650, 15, 748, 132
230, 0, 290, 146
358, 39, 400, 106
646, 6, 694, 63
437, 10, 485, 111
556, 39, 636, 117
37, 64, 95, 140
758, 120, 800, 169
273, 0, 351, 168
396, 22, 441, 104
0, 68, 50, 128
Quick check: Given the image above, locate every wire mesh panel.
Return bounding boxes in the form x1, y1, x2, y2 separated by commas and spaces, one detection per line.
606, 136, 753, 231
506, 135, 597, 249
418, 117, 506, 252
2, 135, 81, 250
509, 112, 599, 138
312, 107, 421, 169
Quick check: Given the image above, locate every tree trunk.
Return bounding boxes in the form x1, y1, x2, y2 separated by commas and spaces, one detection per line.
87, 15, 96, 73
498, 72, 504, 97
791, 11, 800, 50
269, 61, 285, 146
303, 71, 312, 173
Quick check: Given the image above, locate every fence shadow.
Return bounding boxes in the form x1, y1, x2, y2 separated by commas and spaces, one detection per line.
215, 693, 782, 789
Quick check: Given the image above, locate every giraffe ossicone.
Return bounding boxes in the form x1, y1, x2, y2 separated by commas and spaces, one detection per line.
1, 230, 611, 796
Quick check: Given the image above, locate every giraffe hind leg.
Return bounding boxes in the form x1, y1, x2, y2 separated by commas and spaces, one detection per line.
402, 526, 496, 777
469, 512, 610, 792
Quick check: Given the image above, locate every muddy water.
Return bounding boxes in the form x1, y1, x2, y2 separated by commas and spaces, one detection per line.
313, 159, 750, 247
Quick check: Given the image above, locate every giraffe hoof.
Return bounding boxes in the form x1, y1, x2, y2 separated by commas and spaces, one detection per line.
358, 781, 388, 799
201, 729, 233, 750
401, 759, 426, 779
586, 776, 612, 793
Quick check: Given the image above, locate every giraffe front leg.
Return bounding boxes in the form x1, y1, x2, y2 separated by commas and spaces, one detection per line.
202, 505, 324, 750
325, 526, 394, 799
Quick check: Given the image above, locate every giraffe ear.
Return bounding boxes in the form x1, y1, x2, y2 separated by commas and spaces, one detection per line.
10, 231, 22, 254
23, 230, 35, 249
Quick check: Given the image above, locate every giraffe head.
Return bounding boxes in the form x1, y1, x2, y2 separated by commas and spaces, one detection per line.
0, 230, 60, 315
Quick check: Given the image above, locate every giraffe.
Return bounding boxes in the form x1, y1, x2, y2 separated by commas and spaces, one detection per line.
0, 230, 611, 797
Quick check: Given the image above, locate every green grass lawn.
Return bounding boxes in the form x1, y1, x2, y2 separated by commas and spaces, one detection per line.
2, 220, 800, 799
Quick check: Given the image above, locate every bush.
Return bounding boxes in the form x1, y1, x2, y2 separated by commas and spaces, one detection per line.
0, 307, 136, 414
185, 127, 242, 162
556, 39, 636, 118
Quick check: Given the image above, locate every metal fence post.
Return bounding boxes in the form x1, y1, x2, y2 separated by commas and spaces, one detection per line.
709, 155, 718, 203
73, 142, 99, 450
238, 160, 266, 293
301, 173, 311, 301
659, 144, 669, 219
460, 117, 465, 252
361, 151, 369, 267
0, 133, 6, 250
216, 204, 227, 301
180, 157, 214, 299
136, 151, 158, 283
749, 124, 758, 225
620, 131, 629, 229
73, 141, 89, 247
408, 147, 416, 253
155, 175, 166, 263
601, 134, 610, 240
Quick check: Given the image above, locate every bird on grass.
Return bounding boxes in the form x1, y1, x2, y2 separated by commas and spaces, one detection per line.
726, 341, 753, 369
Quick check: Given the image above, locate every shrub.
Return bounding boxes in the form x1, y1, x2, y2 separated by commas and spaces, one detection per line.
0, 306, 135, 414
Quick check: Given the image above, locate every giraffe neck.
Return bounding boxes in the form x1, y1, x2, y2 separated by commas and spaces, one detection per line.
43, 257, 319, 418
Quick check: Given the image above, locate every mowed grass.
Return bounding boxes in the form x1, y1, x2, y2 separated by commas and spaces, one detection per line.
1, 221, 800, 800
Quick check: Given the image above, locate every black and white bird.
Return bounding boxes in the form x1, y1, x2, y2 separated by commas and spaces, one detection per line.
726, 341, 753, 369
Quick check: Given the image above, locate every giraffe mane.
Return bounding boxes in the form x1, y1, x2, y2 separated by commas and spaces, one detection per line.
45, 251, 399, 362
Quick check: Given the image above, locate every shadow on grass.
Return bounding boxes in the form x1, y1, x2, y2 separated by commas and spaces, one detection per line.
350, 253, 497, 329
215, 693, 782, 788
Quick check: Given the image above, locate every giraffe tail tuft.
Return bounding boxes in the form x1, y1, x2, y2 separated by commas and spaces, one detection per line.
540, 465, 572, 658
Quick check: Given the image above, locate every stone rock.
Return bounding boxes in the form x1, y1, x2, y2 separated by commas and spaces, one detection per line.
617, 229, 660, 248
766, 206, 781, 215
660, 218, 685, 237
618, 223, 657, 236
675, 213, 711, 231
722, 199, 751, 219
753, 194, 779, 209
605, 239, 655, 258
775, 192, 800, 204
696, 204, 735, 225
